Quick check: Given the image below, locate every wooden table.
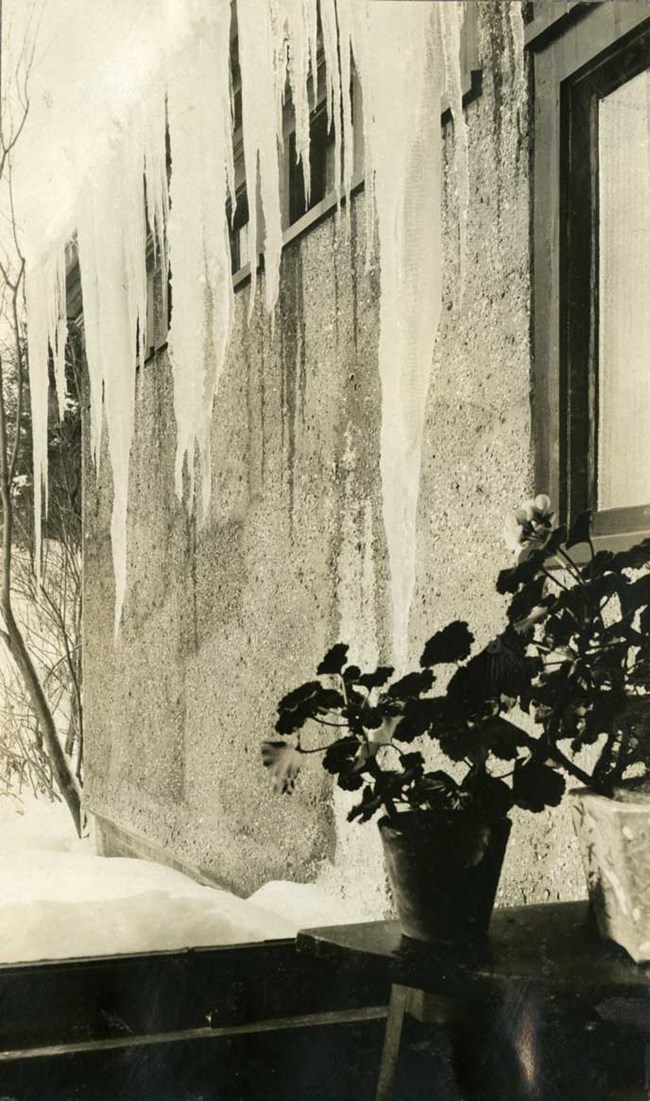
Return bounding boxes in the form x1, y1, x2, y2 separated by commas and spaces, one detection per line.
298, 901, 650, 1099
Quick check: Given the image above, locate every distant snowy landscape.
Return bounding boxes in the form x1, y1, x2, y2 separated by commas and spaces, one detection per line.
0, 795, 354, 964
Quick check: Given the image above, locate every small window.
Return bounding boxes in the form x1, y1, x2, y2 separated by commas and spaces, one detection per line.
228, 188, 250, 275
288, 103, 336, 225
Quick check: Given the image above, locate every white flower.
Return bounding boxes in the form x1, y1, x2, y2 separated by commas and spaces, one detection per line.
504, 494, 558, 562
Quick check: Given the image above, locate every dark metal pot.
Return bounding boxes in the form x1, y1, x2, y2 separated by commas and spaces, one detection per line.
378, 811, 511, 947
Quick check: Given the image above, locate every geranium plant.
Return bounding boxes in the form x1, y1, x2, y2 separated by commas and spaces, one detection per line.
261, 619, 568, 826
499, 495, 650, 795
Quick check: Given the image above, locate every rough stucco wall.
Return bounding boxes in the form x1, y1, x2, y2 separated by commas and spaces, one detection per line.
83, 3, 586, 914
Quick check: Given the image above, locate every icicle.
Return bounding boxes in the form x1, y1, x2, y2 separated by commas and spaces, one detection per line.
167, 0, 234, 513
77, 110, 150, 634
346, 0, 445, 668
439, 2, 469, 296
305, 0, 319, 113
237, 0, 285, 317
24, 266, 49, 581
24, 244, 69, 577
320, 0, 343, 201
282, 0, 318, 205
142, 79, 169, 288
336, 0, 355, 207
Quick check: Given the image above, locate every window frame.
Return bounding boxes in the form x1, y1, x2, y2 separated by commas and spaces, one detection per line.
229, 5, 480, 289
530, 0, 650, 551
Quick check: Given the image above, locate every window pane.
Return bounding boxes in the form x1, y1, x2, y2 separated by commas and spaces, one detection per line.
598, 68, 650, 511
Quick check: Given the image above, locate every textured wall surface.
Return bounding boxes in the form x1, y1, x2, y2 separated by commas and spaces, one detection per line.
83, 4, 586, 914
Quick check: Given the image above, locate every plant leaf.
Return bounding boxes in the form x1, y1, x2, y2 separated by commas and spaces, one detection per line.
420, 621, 474, 667
386, 669, 434, 699
356, 666, 394, 689
317, 644, 349, 675
512, 759, 565, 812
566, 509, 592, 550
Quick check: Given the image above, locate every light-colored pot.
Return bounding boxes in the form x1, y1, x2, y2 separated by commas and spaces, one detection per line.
569, 787, 650, 962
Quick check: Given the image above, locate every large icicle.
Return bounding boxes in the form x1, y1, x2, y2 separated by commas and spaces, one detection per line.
320, 0, 343, 202
167, 0, 234, 513
281, 0, 318, 205
237, 0, 285, 316
77, 108, 151, 634
24, 247, 69, 578
346, 0, 445, 668
142, 79, 170, 291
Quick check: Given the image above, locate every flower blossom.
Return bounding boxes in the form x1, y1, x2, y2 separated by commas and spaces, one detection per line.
503, 494, 558, 563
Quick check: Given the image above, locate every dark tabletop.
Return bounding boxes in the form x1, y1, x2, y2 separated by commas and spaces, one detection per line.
297, 902, 650, 1002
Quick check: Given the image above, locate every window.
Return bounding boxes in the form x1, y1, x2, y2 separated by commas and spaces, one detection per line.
530, 1, 650, 548
228, 5, 480, 283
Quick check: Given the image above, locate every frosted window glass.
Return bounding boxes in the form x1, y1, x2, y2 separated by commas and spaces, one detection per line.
598, 69, 650, 511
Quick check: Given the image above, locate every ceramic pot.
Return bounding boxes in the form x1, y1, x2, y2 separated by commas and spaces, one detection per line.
378, 811, 511, 948
570, 787, 650, 962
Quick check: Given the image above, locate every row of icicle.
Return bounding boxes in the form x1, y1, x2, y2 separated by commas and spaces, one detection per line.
8, 0, 523, 664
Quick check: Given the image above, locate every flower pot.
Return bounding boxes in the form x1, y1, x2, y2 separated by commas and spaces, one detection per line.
378, 812, 511, 948
569, 787, 650, 962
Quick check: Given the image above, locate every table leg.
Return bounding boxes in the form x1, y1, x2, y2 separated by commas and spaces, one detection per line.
376, 984, 410, 1101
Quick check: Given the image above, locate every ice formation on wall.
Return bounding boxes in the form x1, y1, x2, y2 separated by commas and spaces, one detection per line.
343, 0, 465, 667
76, 107, 151, 633
6, 0, 481, 650
24, 250, 68, 577
236, 0, 285, 318
167, 5, 233, 511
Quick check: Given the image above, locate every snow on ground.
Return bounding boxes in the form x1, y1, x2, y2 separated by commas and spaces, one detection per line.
0, 794, 354, 964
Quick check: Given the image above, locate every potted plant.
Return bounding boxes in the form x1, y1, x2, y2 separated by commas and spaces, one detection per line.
261, 624, 566, 951
500, 494, 650, 961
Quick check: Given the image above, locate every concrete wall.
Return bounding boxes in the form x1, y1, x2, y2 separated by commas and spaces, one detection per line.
83, 3, 586, 916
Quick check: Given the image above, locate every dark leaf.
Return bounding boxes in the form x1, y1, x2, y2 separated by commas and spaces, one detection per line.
470, 773, 514, 819
420, 621, 474, 667
400, 751, 425, 773
393, 697, 443, 742
512, 759, 566, 812
275, 702, 315, 735
566, 509, 592, 550
277, 680, 322, 713
317, 644, 349, 675
619, 573, 650, 617
357, 666, 395, 690
497, 527, 566, 595
481, 716, 528, 760
276, 683, 345, 734
581, 550, 614, 581
338, 770, 365, 791
343, 665, 361, 682
359, 706, 384, 730
447, 628, 529, 705
413, 771, 460, 812
347, 786, 383, 823
314, 687, 346, 712
611, 539, 650, 572
386, 668, 435, 699
506, 576, 546, 629
543, 611, 577, 649
322, 736, 361, 776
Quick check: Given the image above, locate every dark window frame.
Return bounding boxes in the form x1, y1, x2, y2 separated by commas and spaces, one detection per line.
529, 0, 650, 551
229, 5, 481, 287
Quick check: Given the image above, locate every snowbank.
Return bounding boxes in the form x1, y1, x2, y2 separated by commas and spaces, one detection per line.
0, 795, 354, 963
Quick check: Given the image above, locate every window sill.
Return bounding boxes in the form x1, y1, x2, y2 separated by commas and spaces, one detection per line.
231, 171, 366, 292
